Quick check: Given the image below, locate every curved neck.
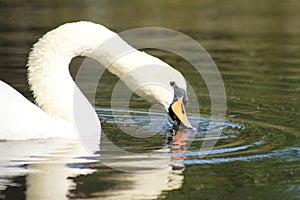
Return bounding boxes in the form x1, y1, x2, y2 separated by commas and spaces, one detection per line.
27, 22, 181, 122
27, 22, 120, 122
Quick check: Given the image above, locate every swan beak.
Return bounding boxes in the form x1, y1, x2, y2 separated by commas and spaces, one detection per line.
170, 97, 193, 129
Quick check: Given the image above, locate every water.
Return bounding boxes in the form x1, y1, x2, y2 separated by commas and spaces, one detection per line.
0, 0, 300, 199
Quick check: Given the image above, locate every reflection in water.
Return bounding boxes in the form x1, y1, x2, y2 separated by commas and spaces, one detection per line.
2, 107, 295, 199
76, 130, 185, 199
0, 139, 97, 199
171, 129, 190, 161
86, 154, 184, 199
0, 121, 187, 199
0, 112, 299, 199
0, 109, 298, 199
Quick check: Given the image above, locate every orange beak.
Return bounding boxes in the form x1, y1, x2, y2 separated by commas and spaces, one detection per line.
171, 97, 193, 129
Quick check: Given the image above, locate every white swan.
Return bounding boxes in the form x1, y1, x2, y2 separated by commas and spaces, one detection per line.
0, 21, 186, 140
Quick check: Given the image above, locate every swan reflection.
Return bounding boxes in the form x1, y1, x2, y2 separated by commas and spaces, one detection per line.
67, 131, 187, 199
0, 130, 189, 199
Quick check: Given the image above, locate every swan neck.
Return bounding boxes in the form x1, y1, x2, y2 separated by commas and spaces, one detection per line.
27, 22, 117, 122
27, 21, 180, 122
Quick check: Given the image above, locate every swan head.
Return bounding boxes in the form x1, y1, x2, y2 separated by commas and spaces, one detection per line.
103, 49, 187, 113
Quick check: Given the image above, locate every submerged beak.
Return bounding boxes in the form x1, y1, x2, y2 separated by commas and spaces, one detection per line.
170, 97, 193, 129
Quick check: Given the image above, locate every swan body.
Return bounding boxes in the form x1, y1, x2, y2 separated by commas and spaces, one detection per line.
0, 81, 76, 140
0, 21, 186, 140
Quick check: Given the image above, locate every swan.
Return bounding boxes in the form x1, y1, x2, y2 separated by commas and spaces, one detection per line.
0, 21, 187, 140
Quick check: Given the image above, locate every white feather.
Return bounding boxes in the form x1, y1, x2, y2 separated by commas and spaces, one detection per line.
0, 21, 186, 140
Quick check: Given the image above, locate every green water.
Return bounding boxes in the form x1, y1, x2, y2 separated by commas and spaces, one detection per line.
0, 0, 300, 199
